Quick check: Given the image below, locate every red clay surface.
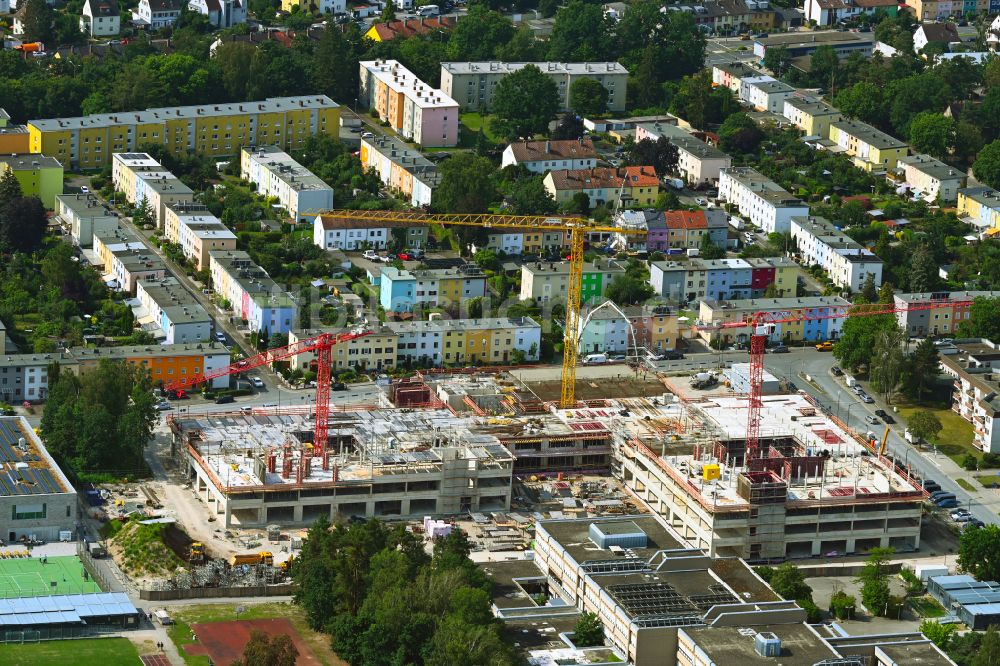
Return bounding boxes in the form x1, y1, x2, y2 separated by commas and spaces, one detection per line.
140, 655, 172, 666
184, 618, 320, 665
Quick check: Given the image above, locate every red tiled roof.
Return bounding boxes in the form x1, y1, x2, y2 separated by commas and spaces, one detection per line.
369, 16, 456, 41
663, 210, 707, 230
548, 166, 659, 191
509, 138, 598, 163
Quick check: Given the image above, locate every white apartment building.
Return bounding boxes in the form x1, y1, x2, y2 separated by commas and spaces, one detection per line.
134, 277, 212, 344
790, 216, 883, 291
440, 61, 629, 112
133, 0, 183, 29
897, 154, 966, 203
209, 250, 297, 336
312, 215, 389, 250
187, 0, 246, 28
719, 167, 809, 234
80, 0, 120, 36
56, 193, 118, 247
500, 138, 598, 173
111, 152, 194, 229
92, 226, 168, 294
939, 339, 1000, 453
240, 146, 334, 222
744, 78, 796, 114
635, 122, 732, 186
359, 60, 460, 148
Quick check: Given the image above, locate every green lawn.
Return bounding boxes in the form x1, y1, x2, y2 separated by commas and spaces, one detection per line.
896, 404, 977, 466
0, 637, 139, 665
956, 478, 978, 492
166, 602, 346, 666
976, 475, 1000, 488
909, 595, 946, 618
458, 112, 503, 148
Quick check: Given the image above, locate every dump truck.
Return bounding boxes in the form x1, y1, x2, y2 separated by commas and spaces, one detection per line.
229, 551, 273, 567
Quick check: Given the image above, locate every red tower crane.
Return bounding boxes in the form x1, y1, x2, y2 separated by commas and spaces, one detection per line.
163, 330, 372, 470
697, 299, 972, 463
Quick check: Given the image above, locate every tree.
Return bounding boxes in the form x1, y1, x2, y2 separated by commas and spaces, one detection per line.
380, 0, 395, 22
18, 0, 55, 44
877, 282, 895, 304
718, 113, 764, 154
569, 77, 609, 117
605, 275, 653, 305
860, 274, 878, 304
0, 170, 22, 206
447, 7, 514, 61
920, 620, 955, 650
769, 563, 812, 602
507, 176, 557, 215
625, 137, 678, 176
763, 282, 780, 298
763, 46, 792, 76
901, 338, 941, 402
857, 547, 894, 617
909, 112, 954, 159
973, 626, 1000, 666
833, 311, 899, 372
907, 410, 942, 444
829, 591, 856, 620
959, 523, 1000, 583
232, 630, 299, 666
311, 27, 358, 103
953, 121, 984, 165
0, 195, 46, 253
490, 65, 559, 140
698, 233, 725, 260
132, 197, 154, 227
959, 297, 1000, 341
434, 154, 496, 214
573, 612, 604, 647
834, 82, 886, 126
551, 113, 585, 140
908, 243, 938, 293
811, 45, 841, 91
547, 0, 613, 62
974, 141, 1000, 190
869, 326, 905, 402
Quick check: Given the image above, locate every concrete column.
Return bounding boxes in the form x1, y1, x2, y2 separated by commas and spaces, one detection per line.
400, 498, 411, 516
366, 501, 376, 518
846, 538, 856, 554
811, 540, 822, 556
293, 504, 303, 522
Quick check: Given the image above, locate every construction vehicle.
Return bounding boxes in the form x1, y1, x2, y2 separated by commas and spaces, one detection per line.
189, 542, 205, 563
696, 299, 974, 463
280, 554, 295, 572
229, 551, 274, 567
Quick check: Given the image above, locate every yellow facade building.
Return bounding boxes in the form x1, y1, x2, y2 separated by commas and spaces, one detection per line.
28, 96, 339, 170
828, 120, 908, 173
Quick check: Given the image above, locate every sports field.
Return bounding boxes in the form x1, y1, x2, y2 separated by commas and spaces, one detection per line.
0, 556, 101, 598
0, 637, 139, 665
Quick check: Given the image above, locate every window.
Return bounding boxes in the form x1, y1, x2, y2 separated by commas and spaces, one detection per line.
12, 504, 46, 520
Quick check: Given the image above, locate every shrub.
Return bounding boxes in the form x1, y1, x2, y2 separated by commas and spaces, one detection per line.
799, 597, 823, 623
962, 453, 979, 471
830, 591, 856, 620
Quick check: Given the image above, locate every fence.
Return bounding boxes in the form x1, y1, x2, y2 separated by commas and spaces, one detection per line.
139, 583, 294, 601
76, 541, 114, 593
0, 626, 126, 643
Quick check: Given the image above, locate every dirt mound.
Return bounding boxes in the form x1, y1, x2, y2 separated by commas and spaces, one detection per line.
109, 518, 188, 577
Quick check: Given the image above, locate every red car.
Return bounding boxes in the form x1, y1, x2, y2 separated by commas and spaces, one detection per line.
397, 253, 412, 261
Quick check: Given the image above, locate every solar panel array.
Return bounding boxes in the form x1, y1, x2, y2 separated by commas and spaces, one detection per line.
0, 593, 137, 627
0, 420, 64, 496
607, 581, 737, 621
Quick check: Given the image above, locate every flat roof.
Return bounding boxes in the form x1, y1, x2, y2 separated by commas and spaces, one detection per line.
441, 61, 628, 76
481, 558, 550, 610
680, 624, 837, 664
791, 216, 882, 263
136, 277, 210, 325
209, 250, 296, 309
831, 119, 908, 151
56, 193, 115, 218
959, 186, 1000, 209
361, 60, 458, 109
0, 154, 61, 170
784, 95, 842, 117
386, 316, 540, 334
894, 290, 1000, 304
522, 260, 625, 276
242, 145, 333, 193
0, 416, 74, 497
757, 32, 873, 48
538, 515, 686, 567
702, 295, 851, 313
898, 154, 964, 181
362, 134, 439, 181
69, 341, 228, 360
876, 642, 954, 665
721, 167, 805, 207
751, 79, 796, 94
30, 96, 338, 132
0, 352, 68, 369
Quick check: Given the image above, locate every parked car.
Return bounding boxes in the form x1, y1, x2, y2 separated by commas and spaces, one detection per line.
831, 366, 843, 376
664, 350, 685, 360
874, 409, 895, 424
215, 395, 235, 404
852, 384, 864, 395
922, 479, 940, 491
695, 197, 708, 206
363, 250, 379, 260
859, 393, 875, 404
155, 401, 172, 411
968, 519, 986, 528
864, 414, 880, 425
331, 382, 348, 391
928, 490, 954, 502
936, 498, 960, 509
214, 331, 227, 343
770, 345, 789, 354
397, 252, 412, 261
80, 186, 89, 194
250, 377, 265, 389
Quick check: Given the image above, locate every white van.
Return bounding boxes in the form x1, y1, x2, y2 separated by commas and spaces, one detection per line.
417, 4, 439, 16
582, 353, 608, 365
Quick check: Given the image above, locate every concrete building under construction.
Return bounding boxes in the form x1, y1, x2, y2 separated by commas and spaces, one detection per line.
616, 393, 924, 561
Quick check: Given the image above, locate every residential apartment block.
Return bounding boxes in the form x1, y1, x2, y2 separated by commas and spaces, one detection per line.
209, 250, 297, 335
614, 209, 728, 253
187, 0, 246, 28
133, 0, 183, 28
481, 230, 569, 256
359, 60, 459, 148
71, 342, 230, 389
440, 61, 629, 112
80, 0, 120, 36
0, 352, 61, 403
0, 110, 30, 154
386, 316, 541, 366
744, 77, 796, 114
782, 95, 843, 137
650, 256, 797, 303
897, 154, 966, 203
163, 203, 237, 271
56, 193, 117, 247
239, 145, 333, 222
543, 166, 658, 209
0, 154, 63, 208
697, 296, 851, 344
828, 119, 909, 173
379, 265, 487, 313
790, 216, 883, 292
359, 134, 440, 208
957, 186, 1000, 235
287, 326, 398, 373
910, 0, 991, 20
520, 259, 625, 304
892, 291, 1000, 337
312, 213, 428, 251
634, 122, 731, 186
500, 138, 598, 173
28, 95, 340, 169
711, 62, 765, 96
92, 226, 167, 294
804, 0, 899, 26
939, 338, 1000, 453
135, 277, 212, 344
111, 152, 194, 229
718, 167, 809, 233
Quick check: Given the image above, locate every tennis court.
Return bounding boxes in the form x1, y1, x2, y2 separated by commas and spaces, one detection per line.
0, 556, 101, 598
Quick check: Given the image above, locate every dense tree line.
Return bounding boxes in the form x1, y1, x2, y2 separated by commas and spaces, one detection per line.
41, 360, 157, 479
292, 517, 523, 666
